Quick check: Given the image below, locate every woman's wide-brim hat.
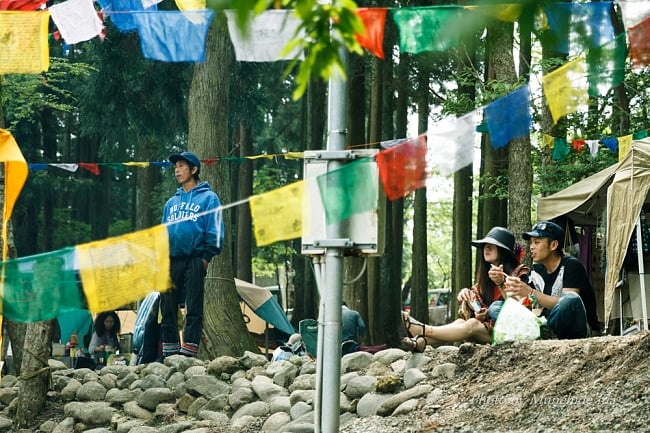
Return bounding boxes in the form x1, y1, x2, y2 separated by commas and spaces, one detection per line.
471, 226, 516, 256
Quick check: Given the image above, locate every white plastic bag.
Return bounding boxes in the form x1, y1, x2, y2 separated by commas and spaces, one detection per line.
492, 297, 541, 344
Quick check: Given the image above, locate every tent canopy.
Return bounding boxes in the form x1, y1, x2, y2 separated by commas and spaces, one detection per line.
234, 278, 295, 336
536, 138, 650, 326
537, 164, 617, 225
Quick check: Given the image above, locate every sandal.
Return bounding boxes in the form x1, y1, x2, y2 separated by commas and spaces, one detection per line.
402, 311, 426, 338
400, 335, 427, 353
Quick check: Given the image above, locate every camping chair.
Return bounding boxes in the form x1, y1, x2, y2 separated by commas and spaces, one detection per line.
299, 319, 319, 357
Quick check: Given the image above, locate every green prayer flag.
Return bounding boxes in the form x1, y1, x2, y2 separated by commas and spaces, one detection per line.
316, 159, 377, 225
2, 247, 84, 322
587, 33, 626, 96
392, 6, 464, 54
633, 129, 649, 140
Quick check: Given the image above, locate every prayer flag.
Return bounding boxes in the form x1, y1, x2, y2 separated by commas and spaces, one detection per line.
542, 56, 588, 124
602, 137, 618, 152
77, 225, 170, 313
375, 136, 428, 201
100, 0, 156, 33
0, 0, 46, 10
316, 159, 377, 225
485, 86, 531, 149
464, 4, 522, 22
51, 163, 78, 172
542, 2, 614, 54
552, 138, 569, 161
0, 11, 50, 74
1, 248, 84, 322
628, 16, 650, 70
49, 0, 103, 45
586, 139, 599, 157
427, 110, 477, 176
586, 33, 626, 96
0, 130, 28, 261
357, 8, 387, 59
392, 6, 464, 54
617, 0, 650, 30
618, 134, 633, 161
249, 181, 305, 246
225, 9, 304, 62
133, 10, 215, 62
79, 163, 101, 175
174, 0, 204, 10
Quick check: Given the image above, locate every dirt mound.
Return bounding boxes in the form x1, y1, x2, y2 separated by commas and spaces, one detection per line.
407, 332, 650, 432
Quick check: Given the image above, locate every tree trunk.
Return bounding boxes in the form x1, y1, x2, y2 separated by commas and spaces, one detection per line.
410, 61, 429, 324
236, 122, 253, 282
135, 139, 160, 230
291, 77, 326, 327
188, 13, 258, 358
15, 321, 52, 429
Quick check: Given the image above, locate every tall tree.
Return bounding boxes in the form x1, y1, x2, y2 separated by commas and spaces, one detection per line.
188, 14, 258, 357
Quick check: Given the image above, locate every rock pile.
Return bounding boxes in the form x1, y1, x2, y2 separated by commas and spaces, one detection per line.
0, 346, 459, 433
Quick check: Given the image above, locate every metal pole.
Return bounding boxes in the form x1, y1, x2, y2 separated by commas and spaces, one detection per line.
635, 215, 649, 330
318, 48, 348, 433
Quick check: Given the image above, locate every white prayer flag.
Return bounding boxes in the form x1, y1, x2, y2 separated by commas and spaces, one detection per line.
618, 0, 650, 29
225, 9, 304, 62
49, 0, 103, 45
427, 110, 478, 176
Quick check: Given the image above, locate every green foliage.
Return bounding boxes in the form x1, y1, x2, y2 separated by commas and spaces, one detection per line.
2, 58, 95, 130
109, 219, 134, 237
52, 209, 91, 249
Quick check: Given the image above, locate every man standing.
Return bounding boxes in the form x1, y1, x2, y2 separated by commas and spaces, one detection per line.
504, 221, 599, 339
161, 151, 224, 358
341, 302, 366, 355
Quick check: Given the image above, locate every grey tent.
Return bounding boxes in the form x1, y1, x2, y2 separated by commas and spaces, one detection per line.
537, 137, 650, 329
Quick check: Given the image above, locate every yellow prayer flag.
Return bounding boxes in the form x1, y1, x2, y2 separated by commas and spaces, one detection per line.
123, 162, 150, 167
77, 225, 170, 312
0, 11, 50, 75
542, 57, 588, 124
175, 0, 205, 10
618, 134, 633, 162
249, 181, 305, 246
0, 130, 28, 261
541, 134, 554, 149
464, 4, 522, 22
284, 152, 304, 160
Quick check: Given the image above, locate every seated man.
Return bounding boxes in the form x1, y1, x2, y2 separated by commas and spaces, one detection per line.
341, 302, 366, 355
504, 221, 600, 339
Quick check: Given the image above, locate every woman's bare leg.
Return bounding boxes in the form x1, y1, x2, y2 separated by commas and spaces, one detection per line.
422, 318, 491, 345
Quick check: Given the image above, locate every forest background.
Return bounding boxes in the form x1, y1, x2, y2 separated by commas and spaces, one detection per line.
2, 0, 649, 425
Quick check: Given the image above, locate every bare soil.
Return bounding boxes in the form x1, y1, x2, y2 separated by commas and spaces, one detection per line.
343, 332, 650, 433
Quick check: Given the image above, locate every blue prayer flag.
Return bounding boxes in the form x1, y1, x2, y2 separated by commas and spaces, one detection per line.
542, 2, 614, 54
133, 10, 215, 63
485, 86, 531, 149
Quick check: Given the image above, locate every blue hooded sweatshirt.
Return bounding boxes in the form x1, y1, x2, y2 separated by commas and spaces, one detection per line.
162, 181, 224, 262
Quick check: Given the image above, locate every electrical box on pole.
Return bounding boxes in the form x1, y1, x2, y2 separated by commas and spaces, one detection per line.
301, 149, 384, 257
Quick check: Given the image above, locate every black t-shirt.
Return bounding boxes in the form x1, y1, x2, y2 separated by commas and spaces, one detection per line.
531, 255, 600, 332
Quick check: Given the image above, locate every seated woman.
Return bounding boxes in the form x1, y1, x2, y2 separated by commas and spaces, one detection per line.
402, 226, 529, 351
88, 311, 121, 363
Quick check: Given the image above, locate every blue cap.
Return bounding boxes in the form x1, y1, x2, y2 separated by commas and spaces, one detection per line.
523, 221, 564, 242
169, 151, 201, 175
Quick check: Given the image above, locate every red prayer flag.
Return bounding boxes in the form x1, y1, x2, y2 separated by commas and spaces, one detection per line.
0, 0, 46, 10
356, 8, 387, 60
628, 16, 650, 69
78, 163, 100, 176
572, 139, 585, 152
376, 136, 428, 201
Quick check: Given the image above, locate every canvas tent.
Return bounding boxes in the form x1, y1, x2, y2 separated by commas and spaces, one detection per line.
537, 137, 650, 330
